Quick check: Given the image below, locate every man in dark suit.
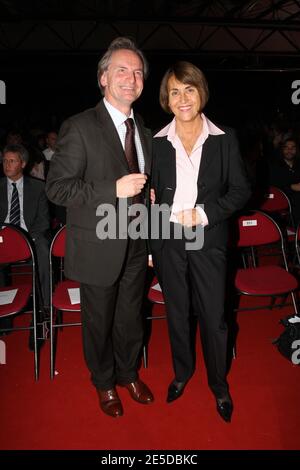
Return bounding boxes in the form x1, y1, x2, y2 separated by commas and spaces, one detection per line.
0, 143, 50, 336
46, 37, 153, 418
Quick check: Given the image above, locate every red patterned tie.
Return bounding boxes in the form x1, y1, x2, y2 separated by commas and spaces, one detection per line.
124, 118, 143, 205
124, 118, 139, 173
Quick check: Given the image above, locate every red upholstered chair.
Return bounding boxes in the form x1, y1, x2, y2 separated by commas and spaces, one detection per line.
0, 224, 39, 379
258, 186, 292, 214
49, 225, 81, 378
235, 211, 299, 315
143, 275, 165, 368
257, 185, 295, 240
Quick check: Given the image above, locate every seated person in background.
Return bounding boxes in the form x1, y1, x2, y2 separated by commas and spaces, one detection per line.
29, 151, 47, 181
269, 137, 300, 226
0, 144, 51, 311
5, 129, 23, 146
43, 131, 58, 165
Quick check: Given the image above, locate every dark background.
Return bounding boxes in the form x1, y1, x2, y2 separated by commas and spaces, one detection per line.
1, 0, 300, 133
1, 53, 299, 132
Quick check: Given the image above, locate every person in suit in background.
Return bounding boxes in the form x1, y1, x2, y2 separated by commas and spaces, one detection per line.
269, 137, 300, 225
150, 62, 251, 422
46, 37, 153, 418
0, 144, 51, 340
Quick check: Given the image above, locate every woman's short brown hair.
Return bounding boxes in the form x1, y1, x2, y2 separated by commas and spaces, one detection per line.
159, 61, 209, 114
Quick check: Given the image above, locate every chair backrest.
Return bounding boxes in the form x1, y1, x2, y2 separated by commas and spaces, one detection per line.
0, 225, 38, 379
51, 225, 66, 258
0, 224, 32, 264
258, 186, 290, 213
237, 210, 282, 247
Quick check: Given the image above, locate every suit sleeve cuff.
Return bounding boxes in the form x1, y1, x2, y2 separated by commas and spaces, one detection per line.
196, 206, 209, 227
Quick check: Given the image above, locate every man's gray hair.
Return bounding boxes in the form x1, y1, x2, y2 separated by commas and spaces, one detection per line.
97, 37, 148, 94
3, 144, 29, 164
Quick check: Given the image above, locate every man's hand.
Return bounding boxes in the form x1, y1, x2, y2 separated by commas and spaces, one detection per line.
116, 173, 147, 198
176, 208, 202, 227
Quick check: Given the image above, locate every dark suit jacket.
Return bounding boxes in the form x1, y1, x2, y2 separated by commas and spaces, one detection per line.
0, 176, 50, 239
46, 100, 152, 286
150, 126, 251, 252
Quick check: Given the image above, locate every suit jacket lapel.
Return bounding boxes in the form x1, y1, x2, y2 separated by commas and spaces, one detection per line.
168, 145, 177, 190
158, 139, 176, 190
95, 101, 129, 171
95, 100, 152, 174
197, 135, 219, 184
136, 118, 152, 175
23, 177, 32, 228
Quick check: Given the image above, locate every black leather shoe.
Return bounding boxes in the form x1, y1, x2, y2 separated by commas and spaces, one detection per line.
216, 396, 233, 423
167, 380, 187, 403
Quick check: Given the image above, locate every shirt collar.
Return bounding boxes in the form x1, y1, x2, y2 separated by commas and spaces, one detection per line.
7, 176, 23, 187
103, 98, 134, 127
154, 113, 225, 140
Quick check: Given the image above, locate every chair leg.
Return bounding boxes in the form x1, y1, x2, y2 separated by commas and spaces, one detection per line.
50, 307, 54, 379
291, 291, 299, 315
51, 308, 61, 378
32, 287, 39, 381
143, 344, 148, 368
33, 311, 38, 381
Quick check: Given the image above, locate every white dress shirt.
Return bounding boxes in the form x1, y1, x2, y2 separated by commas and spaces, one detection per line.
103, 98, 145, 173
155, 114, 225, 225
43, 147, 54, 161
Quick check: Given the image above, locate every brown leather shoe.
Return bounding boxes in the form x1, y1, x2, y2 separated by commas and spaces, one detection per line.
97, 388, 123, 418
121, 379, 154, 404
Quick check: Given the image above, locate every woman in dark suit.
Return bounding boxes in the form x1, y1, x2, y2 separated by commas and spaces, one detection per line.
150, 61, 250, 422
